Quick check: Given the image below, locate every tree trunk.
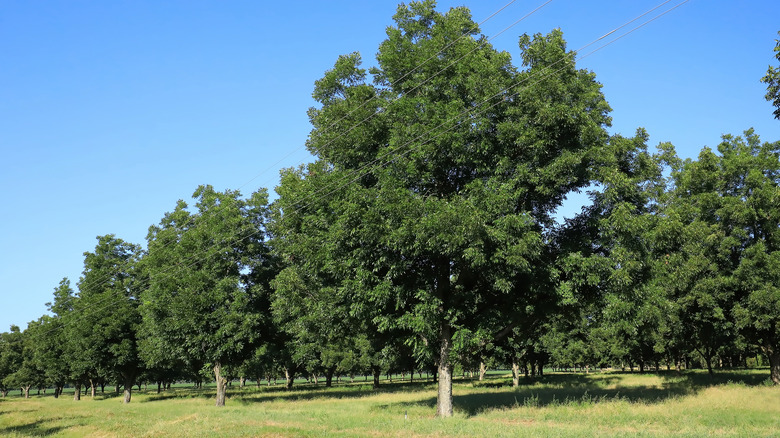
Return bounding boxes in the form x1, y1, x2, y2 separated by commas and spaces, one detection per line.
436, 322, 454, 418
74, 383, 81, 401
22, 386, 30, 398
89, 380, 96, 398
767, 344, 780, 385
284, 367, 295, 389
479, 361, 487, 381
214, 362, 228, 407
699, 349, 714, 377
123, 374, 134, 404
325, 366, 337, 388
511, 361, 520, 387
240, 376, 246, 388
157, 381, 162, 394
372, 366, 381, 389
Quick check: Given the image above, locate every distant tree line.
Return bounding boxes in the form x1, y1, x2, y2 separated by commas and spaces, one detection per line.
2, 2, 779, 417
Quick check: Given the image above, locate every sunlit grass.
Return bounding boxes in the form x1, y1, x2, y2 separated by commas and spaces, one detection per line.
1, 369, 778, 437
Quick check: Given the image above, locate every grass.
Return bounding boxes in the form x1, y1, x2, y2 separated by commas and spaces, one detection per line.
1, 369, 778, 437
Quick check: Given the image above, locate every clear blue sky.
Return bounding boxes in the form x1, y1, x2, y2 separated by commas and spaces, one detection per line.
2, 0, 779, 331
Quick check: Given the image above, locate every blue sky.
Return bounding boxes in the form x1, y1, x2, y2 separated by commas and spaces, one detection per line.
2, 0, 779, 331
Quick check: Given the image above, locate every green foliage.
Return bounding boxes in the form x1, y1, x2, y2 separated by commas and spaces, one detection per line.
1, 370, 778, 436
140, 185, 274, 404
761, 31, 780, 119
276, 0, 613, 416
662, 130, 780, 381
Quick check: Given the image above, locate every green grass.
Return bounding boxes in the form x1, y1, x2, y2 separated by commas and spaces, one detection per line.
1, 370, 778, 437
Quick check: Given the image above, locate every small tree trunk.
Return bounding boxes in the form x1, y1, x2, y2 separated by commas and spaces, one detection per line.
74, 383, 81, 401
511, 361, 520, 387
214, 362, 228, 407
767, 344, 780, 385
372, 366, 381, 389
325, 366, 337, 388
157, 381, 162, 394
436, 323, 454, 418
479, 361, 487, 381
22, 386, 30, 398
284, 367, 295, 390
123, 374, 134, 404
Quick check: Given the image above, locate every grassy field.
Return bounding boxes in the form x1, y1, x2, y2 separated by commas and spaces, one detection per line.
1, 370, 778, 437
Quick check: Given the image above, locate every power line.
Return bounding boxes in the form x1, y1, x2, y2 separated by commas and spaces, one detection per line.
25, 1, 532, 341
237, 0, 535, 193
288, 0, 688, 216
26, 0, 690, 344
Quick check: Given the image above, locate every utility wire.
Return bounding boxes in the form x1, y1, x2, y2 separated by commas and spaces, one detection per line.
237, 0, 524, 192
288, 0, 684, 215
29, 0, 530, 341
30, 0, 689, 343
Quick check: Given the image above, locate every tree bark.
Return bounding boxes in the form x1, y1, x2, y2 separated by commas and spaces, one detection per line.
479, 361, 487, 381
284, 367, 295, 389
766, 344, 780, 385
214, 362, 228, 407
89, 380, 96, 398
122, 374, 134, 404
372, 366, 381, 389
22, 386, 30, 398
325, 366, 337, 388
511, 361, 520, 387
436, 322, 454, 418
74, 383, 81, 401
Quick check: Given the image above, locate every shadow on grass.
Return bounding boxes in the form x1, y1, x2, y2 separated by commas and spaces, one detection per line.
659, 369, 770, 387
0, 420, 69, 436
142, 369, 772, 417
143, 379, 437, 404
401, 385, 696, 417
395, 369, 772, 417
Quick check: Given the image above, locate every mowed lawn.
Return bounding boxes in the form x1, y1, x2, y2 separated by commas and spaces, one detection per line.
1, 370, 778, 437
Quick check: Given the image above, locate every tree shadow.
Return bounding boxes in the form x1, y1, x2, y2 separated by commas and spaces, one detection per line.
469, 373, 622, 390
393, 370, 772, 417
659, 369, 770, 388
0, 420, 69, 436
398, 384, 695, 417
143, 379, 437, 404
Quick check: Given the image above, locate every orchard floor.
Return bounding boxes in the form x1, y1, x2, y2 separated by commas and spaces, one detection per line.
1, 369, 778, 437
